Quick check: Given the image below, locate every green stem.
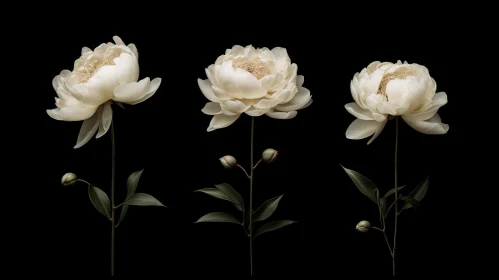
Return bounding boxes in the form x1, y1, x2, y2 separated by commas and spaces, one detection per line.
249, 117, 255, 276
111, 121, 116, 276
392, 117, 399, 276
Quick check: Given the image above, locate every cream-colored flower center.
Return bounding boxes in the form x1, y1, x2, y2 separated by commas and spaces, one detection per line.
78, 56, 116, 83
233, 58, 271, 79
378, 68, 411, 96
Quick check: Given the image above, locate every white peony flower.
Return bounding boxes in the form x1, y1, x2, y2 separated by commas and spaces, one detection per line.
199, 45, 312, 131
345, 60, 449, 144
47, 36, 162, 148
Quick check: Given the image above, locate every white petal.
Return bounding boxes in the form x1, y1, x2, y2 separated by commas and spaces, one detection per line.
245, 107, 270, 116
221, 100, 251, 115
128, 78, 161, 105
81, 47, 92, 55
367, 120, 387, 145
212, 86, 232, 101
217, 61, 267, 99
265, 111, 297, 119
345, 119, 383, 140
253, 98, 280, 110
271, 47, 291, 71
344, 102, 373, 120
127, 44, 138, 59
404, 92, 448, 121
113, 36, 125, 45
301, 99, 313, 109
47, 103, 99, 122
402, 113, 449, 135
198, 79, 219, 102
207, 114, 241, 132
350, 80, 361, 107
275, 87, 312, 112
297, 75, 304, 87
96, 102, 113, 138
372, 112, 387, 122
113, 78, 150, 103
385, 79, 408, 106
201, 102, 222, 115
74, 108, 101, 149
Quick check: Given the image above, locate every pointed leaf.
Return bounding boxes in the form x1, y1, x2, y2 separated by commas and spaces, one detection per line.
215, 183, 244, 210
341, 166, 378, 203
380, 197, 387, 215
124, 193, 165, 207
126, 169, 144, 199
88, 186, 111, 220
400, 196, 420, 210
195, 188, 242, 211
117, 205, 129, 226
253, 195, 283, 222
383, 185, 406, 198
254, 220, 296, 239
402, 177, 429, 211
115, 101, 126, 110
195, 212, 240, 224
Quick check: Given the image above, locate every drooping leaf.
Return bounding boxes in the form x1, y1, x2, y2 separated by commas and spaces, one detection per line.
253, 195, 283, 222
383, 185, 406, 198
341, 165, 378, 203
117, 205, 128, 226
215, 183, 244, 210
124, 193, 165, 207
254, 220, 296, 239
195, 212, 240, 224
402, 177, 429, 211
195, 188, 243, 211
380, 197, 387, 215
400, 196, 420, 210
88, 186, 111, 220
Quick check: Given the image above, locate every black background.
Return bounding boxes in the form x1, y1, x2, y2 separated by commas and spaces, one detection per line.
23, 8, 470, 277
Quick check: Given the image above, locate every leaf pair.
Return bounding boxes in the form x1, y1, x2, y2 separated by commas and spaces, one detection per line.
87, 169, 165, 223
341, 166, 429, 215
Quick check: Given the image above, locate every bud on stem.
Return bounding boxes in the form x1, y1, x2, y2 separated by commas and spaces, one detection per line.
61, 173, 78, 186
219, 155, 237, 169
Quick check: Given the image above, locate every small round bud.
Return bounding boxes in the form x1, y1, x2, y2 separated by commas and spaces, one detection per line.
220, 155, 237, 169
262, 148, 278, 163
355, 220, 371, 233
61, 173, 78, 186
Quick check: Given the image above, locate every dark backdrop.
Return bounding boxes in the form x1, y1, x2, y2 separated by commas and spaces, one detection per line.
28, 13, 467, 277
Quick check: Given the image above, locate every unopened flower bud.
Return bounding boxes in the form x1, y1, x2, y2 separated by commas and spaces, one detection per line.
355, 220, 371, 233
220, 155, 237, 169
262, 148, 278, 163
61, 173, 78, 186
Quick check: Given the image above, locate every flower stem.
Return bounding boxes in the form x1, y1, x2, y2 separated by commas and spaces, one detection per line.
111, 121, 116, 276
392, 117, 399, 276
249, 117, 255, 276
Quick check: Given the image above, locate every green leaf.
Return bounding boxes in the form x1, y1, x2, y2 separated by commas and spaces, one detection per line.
195, 188, 243, 211
118, 169, 145, 225
253, 195, 283, 222
383, 185, 406, 198
88, 186, 111, 220
124, 193, 165, 207
215, 183, 244, 210
254, 220, 296, 239
380, 197, 387, 215
402, 177, 429, 211
115, 101, 126, 110
341, 165, 378, 203
195, 212, 240, 224
400, 196, 421, 210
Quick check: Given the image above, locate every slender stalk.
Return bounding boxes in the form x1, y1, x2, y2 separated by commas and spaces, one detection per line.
249, 117, 255, 276
111, 121, 116, 276
392, 117, 399, 276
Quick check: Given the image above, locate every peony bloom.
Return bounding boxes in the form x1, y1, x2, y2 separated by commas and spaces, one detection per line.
47, 36, 162, 148
199, 45, 312, 131
345, 61, 449, 144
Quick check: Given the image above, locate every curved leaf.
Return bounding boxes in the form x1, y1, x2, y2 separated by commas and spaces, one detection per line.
215, 183, 244, 210
88, 186, 111, 220
124, 193, 165, 207
118, 205, 129, 226
402, 177, 429, 211
341, 165, 378, 203
383, 185, 406, 198
400, 196, 420, 210
195, 212, 240, 224
127, 169, 144, 198
195, 188, 242, 211
254, 220, 296, 239
253, 195, 283, 222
